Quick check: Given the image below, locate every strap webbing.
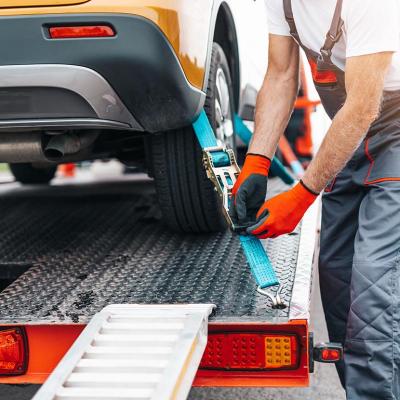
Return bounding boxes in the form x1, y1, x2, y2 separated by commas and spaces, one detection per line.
234, 114, 295, 185
283, 0, 303, 48
239, 236, 279, 288
320, 0, 344, 63
193, 111, 231, 167
193, 110, 279, 289
283, 0, 344, 65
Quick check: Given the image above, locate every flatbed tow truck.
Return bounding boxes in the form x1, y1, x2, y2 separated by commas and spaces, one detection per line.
0, 166, 333, 396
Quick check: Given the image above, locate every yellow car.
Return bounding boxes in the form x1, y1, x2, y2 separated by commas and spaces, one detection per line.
0, 0, 269, 232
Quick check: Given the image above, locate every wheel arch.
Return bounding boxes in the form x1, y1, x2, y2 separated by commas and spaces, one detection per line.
208, 2, 241, 113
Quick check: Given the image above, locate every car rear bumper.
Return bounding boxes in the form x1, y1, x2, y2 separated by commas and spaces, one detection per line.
0, 13, 205, 132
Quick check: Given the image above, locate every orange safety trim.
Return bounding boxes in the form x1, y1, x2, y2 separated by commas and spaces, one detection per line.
324, 177, 337, 193
58, 163, 76, 178
294, 63, 317, 158
308, 58, 338, 85
279, 136, 299, 165
294, 97, 321, 110
364, 138, 400, 185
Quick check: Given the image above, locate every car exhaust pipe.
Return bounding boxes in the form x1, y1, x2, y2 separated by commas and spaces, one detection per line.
43, 133, 81, 160
0, 133, 45, 163
0, 132, 98, 163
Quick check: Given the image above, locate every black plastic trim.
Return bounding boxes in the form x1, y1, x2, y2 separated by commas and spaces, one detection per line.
0, 87, 97, 120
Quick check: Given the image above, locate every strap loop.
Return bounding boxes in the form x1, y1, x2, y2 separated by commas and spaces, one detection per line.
283, 0, 344, 65
320, 0, 344, 63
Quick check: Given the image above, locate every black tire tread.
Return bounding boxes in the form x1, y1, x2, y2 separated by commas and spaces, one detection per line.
9, 163, 57, 185
150, 43, 233, 233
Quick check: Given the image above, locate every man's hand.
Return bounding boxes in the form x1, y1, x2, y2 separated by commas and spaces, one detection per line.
229, 154, 270, 226
247, 181, 318, 239
228, 34, 299, 229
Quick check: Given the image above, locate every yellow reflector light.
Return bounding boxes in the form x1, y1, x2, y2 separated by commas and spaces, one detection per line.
265, 335, 296, 369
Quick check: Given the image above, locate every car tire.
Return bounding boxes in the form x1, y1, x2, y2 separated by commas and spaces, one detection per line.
150, 43, 236, 233
9, 163, 57, 184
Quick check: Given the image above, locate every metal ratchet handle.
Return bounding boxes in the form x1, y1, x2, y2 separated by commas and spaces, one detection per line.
257, 284, 287, 310
202, 147, 240, 230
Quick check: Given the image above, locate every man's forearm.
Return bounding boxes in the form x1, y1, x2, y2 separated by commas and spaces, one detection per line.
302, 103, 379, 193
249, 73, 299, 159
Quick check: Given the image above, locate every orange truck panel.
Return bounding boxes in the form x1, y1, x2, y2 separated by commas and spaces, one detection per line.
0, 321, 309, 387
0, 325, 84, 384
0, 0, 215, 90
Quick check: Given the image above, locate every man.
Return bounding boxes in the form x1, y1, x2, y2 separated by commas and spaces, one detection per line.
230, 1, 400, 399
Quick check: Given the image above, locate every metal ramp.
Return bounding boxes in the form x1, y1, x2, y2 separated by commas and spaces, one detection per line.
33, 304, 214, 400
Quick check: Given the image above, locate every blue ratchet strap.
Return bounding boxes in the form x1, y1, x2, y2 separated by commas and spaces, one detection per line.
234, 114, 295, 185
289, 159, 305, 178
193, 110, 231, 167
193, 110, 279, 289
239, 236, 279, 288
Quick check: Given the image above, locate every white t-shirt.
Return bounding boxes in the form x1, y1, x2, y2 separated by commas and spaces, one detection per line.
266, 0, 400, 90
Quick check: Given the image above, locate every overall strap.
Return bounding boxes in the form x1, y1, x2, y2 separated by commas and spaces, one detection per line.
283, 0, 304, 48
320, 0, 344, 63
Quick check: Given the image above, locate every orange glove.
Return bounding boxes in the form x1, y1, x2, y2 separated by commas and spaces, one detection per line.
247, 181, 318, 239
229, 154, 271, 225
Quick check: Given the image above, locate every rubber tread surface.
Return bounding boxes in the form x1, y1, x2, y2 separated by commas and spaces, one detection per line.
0, 178, 300, 324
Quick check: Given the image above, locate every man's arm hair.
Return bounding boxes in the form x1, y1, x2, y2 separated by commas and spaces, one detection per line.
303, 52, 394, 193
248, 34, 300, 158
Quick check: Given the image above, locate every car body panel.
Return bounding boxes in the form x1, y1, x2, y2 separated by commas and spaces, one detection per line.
0, 13, 206, 132
0, 0, 269, 108
0, 0, 216, 91
0, 0, 89, 7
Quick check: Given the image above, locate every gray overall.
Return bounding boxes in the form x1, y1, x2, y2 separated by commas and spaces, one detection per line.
283, 1, 400, 399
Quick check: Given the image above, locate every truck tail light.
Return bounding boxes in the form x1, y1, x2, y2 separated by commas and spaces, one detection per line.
49, 25, 115, 39
321, 349, 341, 361
0, 327, 28, 375
313, 343, 343, 363
308, 59, 337, 85
200, 332, 299, 370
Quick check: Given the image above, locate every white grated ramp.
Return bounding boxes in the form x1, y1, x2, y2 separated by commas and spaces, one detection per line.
33, 304, 215, 400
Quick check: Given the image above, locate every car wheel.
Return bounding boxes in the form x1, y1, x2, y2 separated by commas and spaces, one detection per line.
150, 42, 236, 233
9, 163, 57, 184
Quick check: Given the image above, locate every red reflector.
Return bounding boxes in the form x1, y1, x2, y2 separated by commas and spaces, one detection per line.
49, 25, 115, 39
0, 328, 27, 375
200, 333, 299, 370
321, 349, 341, 362
313, 342, 343, 364
308, 59, 337, 85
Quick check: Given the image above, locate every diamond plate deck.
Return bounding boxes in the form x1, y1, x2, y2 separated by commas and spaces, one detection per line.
0, 177, 313, 325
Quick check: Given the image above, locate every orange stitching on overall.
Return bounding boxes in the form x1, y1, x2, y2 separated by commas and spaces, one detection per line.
324, 177, 337, 193
364, 138, 400, 185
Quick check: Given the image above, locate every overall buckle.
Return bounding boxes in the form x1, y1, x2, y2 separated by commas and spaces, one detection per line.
327, 19, 344, 44
202, 146, 240, 229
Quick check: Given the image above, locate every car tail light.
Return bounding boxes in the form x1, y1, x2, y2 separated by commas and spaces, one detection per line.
308, 59, 337, 85
49, 25, 115, 39
200, 332, 299, 370
0, 327, 28, 375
